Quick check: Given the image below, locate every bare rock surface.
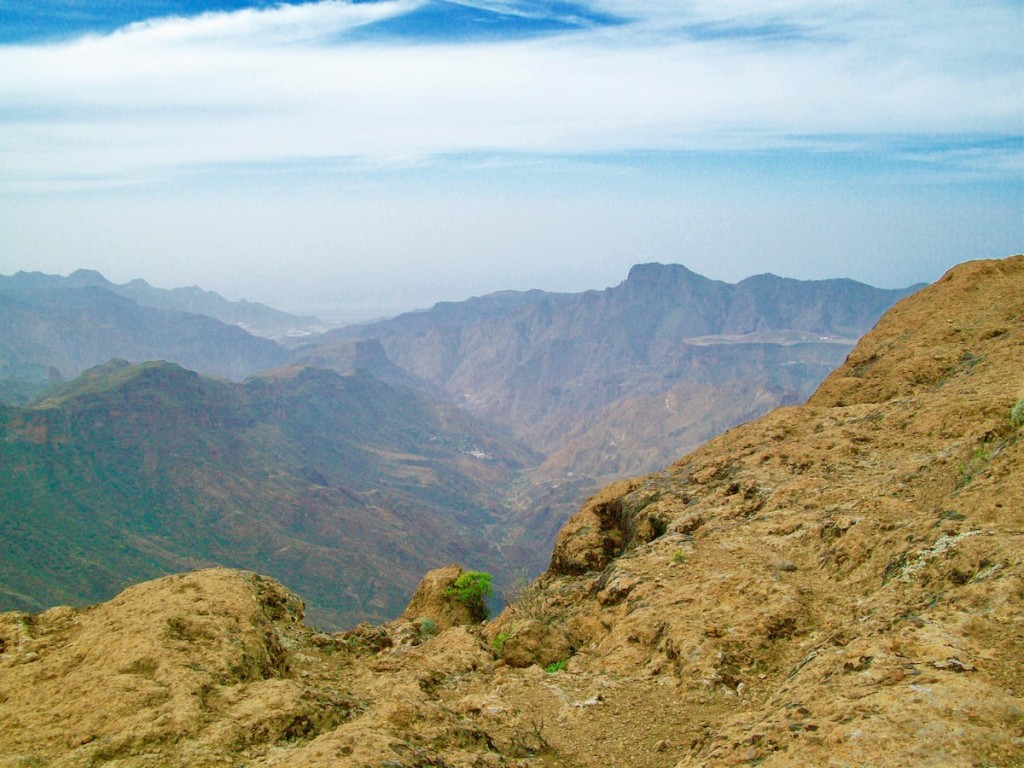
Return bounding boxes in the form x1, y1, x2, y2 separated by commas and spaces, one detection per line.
0, 256, 1021, 767
400, 563, 477, 630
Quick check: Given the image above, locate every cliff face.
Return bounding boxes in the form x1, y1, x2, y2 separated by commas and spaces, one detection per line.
315, 264, 919, 575
0, 256, 1020, 768
318, 264, 918, 478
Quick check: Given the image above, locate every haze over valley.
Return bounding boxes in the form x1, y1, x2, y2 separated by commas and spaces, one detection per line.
0, 1, 1020, 764
0, 255, 1021, 767
1, 262, 921, 625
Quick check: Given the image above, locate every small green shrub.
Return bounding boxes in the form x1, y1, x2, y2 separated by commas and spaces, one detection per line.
671, 549, 688, 565
1011, 398, 1024, 429
415, 617, 438, 641
543, 659, 567, 674
444, 571, 494, 619
492, 632, 508, 655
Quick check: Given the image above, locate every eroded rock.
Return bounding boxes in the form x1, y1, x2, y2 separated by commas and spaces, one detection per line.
400, 563, 478, 630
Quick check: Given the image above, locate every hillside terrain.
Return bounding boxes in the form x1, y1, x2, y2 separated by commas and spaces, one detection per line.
1, 264, 917, 581
0, 361, 538, 628
0, 255, 1018, 767
0, 282, 291, 397
2, 269, 324, 341
315, 264, 919, 561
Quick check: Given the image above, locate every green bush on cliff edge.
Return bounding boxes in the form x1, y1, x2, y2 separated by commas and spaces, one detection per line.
444, 571, 494, 620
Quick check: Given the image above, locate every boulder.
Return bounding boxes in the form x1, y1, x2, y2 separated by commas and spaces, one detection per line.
400, 564, 477, 630
500, 619, 572, 669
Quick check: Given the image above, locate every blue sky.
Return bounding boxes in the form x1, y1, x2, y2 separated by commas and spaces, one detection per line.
0, 1, 1021, 321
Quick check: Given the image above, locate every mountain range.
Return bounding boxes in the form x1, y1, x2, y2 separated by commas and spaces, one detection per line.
0, 263, 920, 622
316, 263, 921, 472
0, 277, 291, 398
2, 269, 324, 340
0, 255, 1018, 767
313, 263, 921, 558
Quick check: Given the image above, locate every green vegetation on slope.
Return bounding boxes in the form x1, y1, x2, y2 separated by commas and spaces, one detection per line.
0, 361, 539, 628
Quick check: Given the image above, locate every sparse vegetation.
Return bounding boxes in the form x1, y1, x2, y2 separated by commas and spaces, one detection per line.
491, 632, 508, 655
507, 717, 551, 757
1011, 398, 1024, 429
956, 444, 997, 488
500, 569, 534, 607
165, 617, 191, 641
500, 575, 550, 624
119, 657, 159, 677
543, 659, 567, 674
671, 549, 688, 565
414, 617, 437, 641
956, 405, 1023, 488
444, 571, 494, 619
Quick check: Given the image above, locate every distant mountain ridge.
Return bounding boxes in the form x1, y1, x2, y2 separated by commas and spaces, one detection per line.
329, 263, 915, 345
314, 264, 922, 556
2, 269, 324, 341
320, 263, 920, 441
0, 284, 290, 389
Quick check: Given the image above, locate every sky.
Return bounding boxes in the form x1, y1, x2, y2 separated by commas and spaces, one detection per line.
0, 1, 1021, 322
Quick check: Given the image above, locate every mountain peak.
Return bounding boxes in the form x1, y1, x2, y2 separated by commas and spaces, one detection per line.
624, 261, 701, 283
67, 268, 112, 286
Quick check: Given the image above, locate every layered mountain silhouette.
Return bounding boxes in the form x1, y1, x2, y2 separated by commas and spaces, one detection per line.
312, 263, 921, 561
0, 263, 920, 619
0, 255, 1017, 768
3, 269, 322, 340
319, 264, 919, 455
0, 360, 538, 628
0, 279, 291, 398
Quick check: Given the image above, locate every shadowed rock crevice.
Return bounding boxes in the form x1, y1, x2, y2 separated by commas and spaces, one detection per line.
548, 480, 672, 576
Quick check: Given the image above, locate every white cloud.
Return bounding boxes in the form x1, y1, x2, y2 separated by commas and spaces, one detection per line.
0, 0, 1019, 192
116, 0, 424, 45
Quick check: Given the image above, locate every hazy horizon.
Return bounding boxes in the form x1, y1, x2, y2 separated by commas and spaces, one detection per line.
1, 1, 1021, 318
2, 258, 937, 327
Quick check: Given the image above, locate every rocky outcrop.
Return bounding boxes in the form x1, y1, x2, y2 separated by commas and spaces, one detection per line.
496, 619, 573, 669
0, 256, 1020, 768
0, 569, 356, 765
547, 478, 672, 576
400, 564, 478, 630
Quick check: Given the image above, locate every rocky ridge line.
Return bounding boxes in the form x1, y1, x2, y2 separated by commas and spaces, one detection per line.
0, 255, 1021, 767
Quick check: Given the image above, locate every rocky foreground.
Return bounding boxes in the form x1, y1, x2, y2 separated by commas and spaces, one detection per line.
1, 256, 1022, 767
